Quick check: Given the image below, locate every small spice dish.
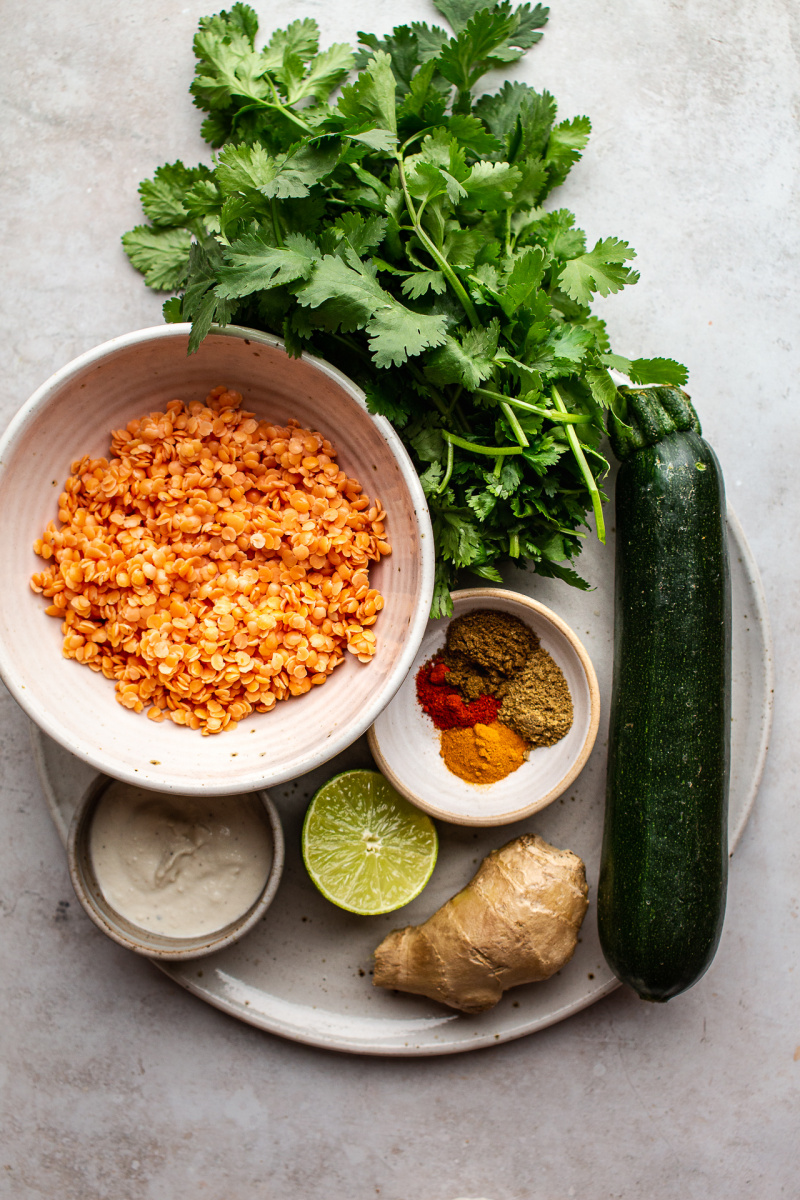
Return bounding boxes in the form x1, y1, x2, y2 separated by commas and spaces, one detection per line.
368, 588, 601, 826
67, 774, 285, 960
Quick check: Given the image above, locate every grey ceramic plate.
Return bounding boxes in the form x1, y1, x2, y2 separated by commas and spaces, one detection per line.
34, 510, 772, 1056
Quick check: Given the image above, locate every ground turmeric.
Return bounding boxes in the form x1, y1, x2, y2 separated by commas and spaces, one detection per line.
440, 721, 528, 785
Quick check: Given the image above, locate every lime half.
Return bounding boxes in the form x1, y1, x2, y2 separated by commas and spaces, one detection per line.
302, 770, 438, 915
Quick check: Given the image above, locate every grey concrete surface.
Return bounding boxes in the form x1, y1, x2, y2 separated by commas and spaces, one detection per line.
1, 1, 798, 1197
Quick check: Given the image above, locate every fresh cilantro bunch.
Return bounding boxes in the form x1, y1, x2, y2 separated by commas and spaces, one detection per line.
123, 0, 687, 616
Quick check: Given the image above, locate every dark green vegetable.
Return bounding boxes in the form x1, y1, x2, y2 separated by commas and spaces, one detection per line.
121, 1, 689, 616
598, 386, 730, 1002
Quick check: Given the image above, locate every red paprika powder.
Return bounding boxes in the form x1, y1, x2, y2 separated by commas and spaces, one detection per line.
416, 657, 500, 730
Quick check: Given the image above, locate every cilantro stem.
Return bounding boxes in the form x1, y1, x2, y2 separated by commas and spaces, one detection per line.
446, 385, 463, 414
331, 332, 372, 366
442, 431, 523, 456
551, 383, 606, 543
270, 199, 284, 249
436, 439, 454, 494
407, 365, 450, 422
396, 155, 481, 329
230, 90, 314, 138
474, 388, 593, 425
509, 531, 520, 558
510, 401, 593, 425
400, 129, 435, 153
263, 77, 315, 135
500, 401, 529, 447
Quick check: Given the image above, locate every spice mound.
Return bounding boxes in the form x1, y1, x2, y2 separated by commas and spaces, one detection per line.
30, 386, 390, 735
415, 607, 573, 784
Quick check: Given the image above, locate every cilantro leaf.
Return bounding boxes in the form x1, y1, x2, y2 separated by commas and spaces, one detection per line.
510, 4, 550, 49
434, 506, 483, 567
121, 225, 193, 290
401, 269, 447, 299
215, 231, 319, 298
558, 237, 639, 305
461, 160, 522, 209
333, 213, 387, 256
295, 252, 385, 331
216, 139, 341, 200
475, 80, 532, 141
281, 43, 354, 104
337, 50, 398, 136
544, 115, 592, 191
162, 296, 183, 322
500, 246, 546, 314
419, 461, 445, 494
475, 82, 555, 161
410, 22, 450, 63
522, 437, 567, 473
198, 4, 259, 47
139, 161, 215, 227
549, 323, 594, 365
424, 319, 500, 388
357, 25, 420, 92
261, 18, 320, 71
628, 357, 689, 386
436, 7, 520, 99
535, 560, 591, 589
367, 308, 449, 367
433, 0, 494, 34
585, 366, 618, 410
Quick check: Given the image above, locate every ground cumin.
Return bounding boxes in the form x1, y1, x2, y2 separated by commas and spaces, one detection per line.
497, 646, 573, 745
443, 609, 539, 698
440, 721, 528, 785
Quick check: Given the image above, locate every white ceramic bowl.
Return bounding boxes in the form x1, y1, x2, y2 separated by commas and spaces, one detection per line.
0, 325, 434, 794
368, 588, 601, 826
67, 774, 285, 960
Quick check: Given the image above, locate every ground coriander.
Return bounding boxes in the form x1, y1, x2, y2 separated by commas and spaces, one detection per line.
497, 647, 574, 746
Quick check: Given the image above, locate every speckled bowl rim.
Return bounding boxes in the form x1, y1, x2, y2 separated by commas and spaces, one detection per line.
67, 774, 285, 961
368, 587, 601, 826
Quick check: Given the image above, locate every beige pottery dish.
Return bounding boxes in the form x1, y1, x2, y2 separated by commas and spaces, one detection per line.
0, 324, 434, 794
368, 588, 600, 826
67, 774, 285, 960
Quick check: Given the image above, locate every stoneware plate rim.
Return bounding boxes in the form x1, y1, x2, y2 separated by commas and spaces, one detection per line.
33, 511, 772, 1055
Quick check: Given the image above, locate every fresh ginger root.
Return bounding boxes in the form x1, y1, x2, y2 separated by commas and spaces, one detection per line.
373, 834, 588, 1014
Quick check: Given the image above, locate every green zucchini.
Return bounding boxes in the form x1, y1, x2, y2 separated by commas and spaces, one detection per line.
597, 386, 730, 1001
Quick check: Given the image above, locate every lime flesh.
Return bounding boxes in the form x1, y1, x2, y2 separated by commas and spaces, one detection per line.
301, 770, 438, 915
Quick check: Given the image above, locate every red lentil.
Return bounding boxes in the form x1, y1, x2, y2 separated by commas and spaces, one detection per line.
30, 387, 390, 735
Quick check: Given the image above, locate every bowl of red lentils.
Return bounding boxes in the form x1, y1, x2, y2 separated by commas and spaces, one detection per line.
0, 324, 434, 794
